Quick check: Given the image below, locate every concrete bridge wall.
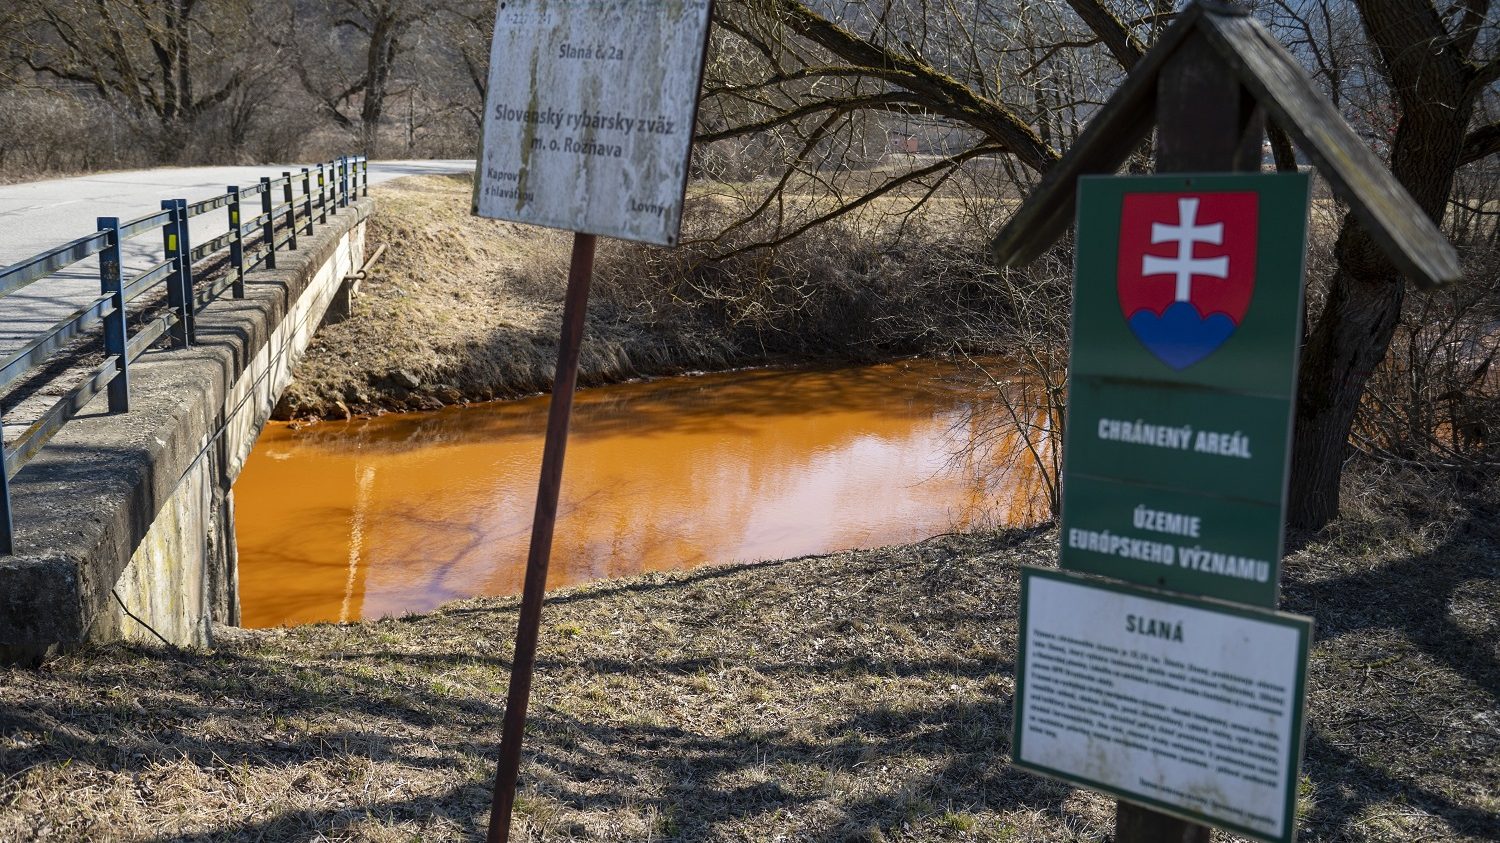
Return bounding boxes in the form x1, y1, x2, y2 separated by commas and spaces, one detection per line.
0, 200, 372, 663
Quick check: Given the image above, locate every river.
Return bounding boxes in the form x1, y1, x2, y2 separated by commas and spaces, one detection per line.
234, 358, 1045, 627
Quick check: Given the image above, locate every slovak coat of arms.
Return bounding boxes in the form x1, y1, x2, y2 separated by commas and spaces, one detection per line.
1116, 192, 1259, 370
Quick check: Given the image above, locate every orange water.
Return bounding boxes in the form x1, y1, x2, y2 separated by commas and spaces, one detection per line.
234, 359, 1044, 627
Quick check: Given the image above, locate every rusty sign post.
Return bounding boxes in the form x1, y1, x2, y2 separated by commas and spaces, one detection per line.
471, 2, 713, 841
991, 3, 1458, 843
485, 231, 595, 843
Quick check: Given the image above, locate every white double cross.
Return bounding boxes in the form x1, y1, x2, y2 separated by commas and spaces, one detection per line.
1142, 197, 1228, 302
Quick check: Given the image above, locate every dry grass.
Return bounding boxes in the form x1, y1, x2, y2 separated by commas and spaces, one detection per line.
279, 173, 1013, 419
277, 174, 739, 419
1, 472, 1495, 841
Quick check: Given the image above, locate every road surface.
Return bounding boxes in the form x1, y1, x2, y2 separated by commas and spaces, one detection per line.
0, 160, 475, 355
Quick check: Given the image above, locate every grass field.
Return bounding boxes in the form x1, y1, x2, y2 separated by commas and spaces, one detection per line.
1, 469, 1494, 841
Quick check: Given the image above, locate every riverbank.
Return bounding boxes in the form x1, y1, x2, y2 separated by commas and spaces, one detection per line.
1, 471, 1494, 841
275, 174, 1016, 419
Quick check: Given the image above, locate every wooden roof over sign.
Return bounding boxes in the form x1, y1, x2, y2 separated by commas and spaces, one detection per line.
990, 1, 1461, 290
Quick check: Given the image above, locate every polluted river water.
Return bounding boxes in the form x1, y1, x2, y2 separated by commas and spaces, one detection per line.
235, 358, 1047, 627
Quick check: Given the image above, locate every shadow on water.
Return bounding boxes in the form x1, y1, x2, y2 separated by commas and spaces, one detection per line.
279, 359, 993, 455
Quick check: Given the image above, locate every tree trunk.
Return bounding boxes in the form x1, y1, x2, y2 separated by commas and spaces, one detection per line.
1287, 0, 1477, 529
360, 9, 400, 158
1288, 227, 1405, 528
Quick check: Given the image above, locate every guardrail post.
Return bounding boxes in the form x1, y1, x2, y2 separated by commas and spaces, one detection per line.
0, 449, 12, 555
312, 163, 324, 223
160, 201, 191, 348
282, 172, 299, 251
260, 177, 277, 270
301, 167, 314, 235
228, 186, 246, 298
362, 157, 369, 197
99, 216, 132, 408
174, 199, 195, 340
340, 157, 351, 208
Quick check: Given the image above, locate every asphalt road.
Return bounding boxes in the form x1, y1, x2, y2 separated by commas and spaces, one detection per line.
0, 159, 475, 355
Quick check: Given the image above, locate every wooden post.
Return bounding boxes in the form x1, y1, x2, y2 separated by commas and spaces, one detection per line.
1109, 32, 1266, 843
1116, 801, 1209, 843
485, 232, 598, 843
1155, 37, 1265, 174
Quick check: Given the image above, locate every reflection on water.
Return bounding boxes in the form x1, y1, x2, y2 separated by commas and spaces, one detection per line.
235, 358, 1044, 627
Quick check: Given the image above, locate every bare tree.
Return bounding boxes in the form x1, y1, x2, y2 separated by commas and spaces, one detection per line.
438, 0, 497, 131
1287, 0, 1497, 527
284, 0, 421, 156
0, 0, 487, 171
0, 7, 26, 84
14, 0, 263, 157
700, 0, 1498, 528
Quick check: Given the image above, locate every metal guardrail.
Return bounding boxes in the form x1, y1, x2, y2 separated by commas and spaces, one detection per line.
0, 155, 371, 554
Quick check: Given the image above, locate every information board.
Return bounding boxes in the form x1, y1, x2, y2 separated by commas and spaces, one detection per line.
1013, 568, 1312, 843
1061, 173, 1310, 606
472, 0, 713, 245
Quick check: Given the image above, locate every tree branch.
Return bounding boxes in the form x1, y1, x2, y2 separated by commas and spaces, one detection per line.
1460, 121, 1500, 165
697, 92, 942, 144
709, 143, 1005, 260
1471, 56, 1500, 94
1063, 0, 1146, 70
769, 0, 1057, 172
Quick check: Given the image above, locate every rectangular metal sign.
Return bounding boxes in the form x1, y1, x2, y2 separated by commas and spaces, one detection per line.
472, 0, 713, 246
1061, 173, 1311, 607
1013, 568, 1312, 843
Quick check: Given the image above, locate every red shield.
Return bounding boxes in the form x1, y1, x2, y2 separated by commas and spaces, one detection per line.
1115, 191, 1260, 369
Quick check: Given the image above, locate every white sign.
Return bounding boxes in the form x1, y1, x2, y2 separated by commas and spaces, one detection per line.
1013, 569, 1310, 843
472, 0, 713, 246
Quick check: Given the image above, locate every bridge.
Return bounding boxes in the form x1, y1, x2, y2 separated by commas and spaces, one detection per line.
0, 159, 471, 664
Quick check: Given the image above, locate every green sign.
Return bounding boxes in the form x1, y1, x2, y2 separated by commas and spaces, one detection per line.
1062, 173, 1310, 607
1013, 567, 1313, 843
